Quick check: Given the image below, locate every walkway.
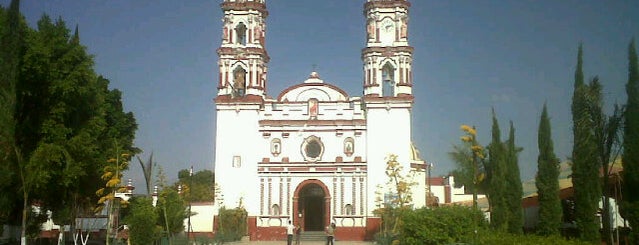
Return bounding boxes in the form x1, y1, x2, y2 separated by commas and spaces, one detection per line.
224, 241, 374, 245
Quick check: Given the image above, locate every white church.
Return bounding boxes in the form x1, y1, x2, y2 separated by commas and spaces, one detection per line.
213, 0, 436, 241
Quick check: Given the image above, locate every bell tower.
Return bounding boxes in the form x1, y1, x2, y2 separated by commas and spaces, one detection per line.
362, 0, 413, 98
217, 0, 269, 102
362, 0, 415, 217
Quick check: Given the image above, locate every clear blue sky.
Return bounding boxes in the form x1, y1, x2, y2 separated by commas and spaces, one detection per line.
6, 0, 639, 187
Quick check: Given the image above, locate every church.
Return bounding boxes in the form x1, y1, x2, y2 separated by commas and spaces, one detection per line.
213, 0, 424, 241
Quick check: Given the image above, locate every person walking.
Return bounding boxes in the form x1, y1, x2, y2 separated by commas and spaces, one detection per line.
325, 222, 336, 245
295, 225, 301, 245
286, 220, 295, 245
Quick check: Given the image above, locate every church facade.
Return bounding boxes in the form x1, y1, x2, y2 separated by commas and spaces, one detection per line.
213, 0, 421, 241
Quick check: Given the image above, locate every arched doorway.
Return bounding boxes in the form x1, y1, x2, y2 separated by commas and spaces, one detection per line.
293, 180, 330, 231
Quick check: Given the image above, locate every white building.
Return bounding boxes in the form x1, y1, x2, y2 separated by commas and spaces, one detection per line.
213, 0, 419, 241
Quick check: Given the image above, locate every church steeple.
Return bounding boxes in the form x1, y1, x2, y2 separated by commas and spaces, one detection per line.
362, 0, 413, 98
217, 0, 270, 102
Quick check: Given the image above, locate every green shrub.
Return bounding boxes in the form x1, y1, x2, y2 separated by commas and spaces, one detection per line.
476, 232, 591, 245
215, 206, 247, 242
399, 205, 487, 245
126, 197, 160, 245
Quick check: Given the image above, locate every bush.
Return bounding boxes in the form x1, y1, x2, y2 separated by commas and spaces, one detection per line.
475, 232, 591, 245
384, 205, 591, 245
399, 205, 487, 245
125, 197, 160, 245
215, 206, 247, 243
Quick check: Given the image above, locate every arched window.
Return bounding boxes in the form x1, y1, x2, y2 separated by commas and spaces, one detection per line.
235, 22, 247, 45
344, 204, 354, 215
271, 204, 281, 216
382, 62, 395, 97
233, 66, 247, 97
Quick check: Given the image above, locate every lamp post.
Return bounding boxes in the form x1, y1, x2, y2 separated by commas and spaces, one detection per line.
187, 166, 193, 241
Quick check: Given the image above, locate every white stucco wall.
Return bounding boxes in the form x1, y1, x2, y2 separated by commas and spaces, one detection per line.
214, 105, 261, 214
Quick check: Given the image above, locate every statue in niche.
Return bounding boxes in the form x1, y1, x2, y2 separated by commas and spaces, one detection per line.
254, 24, 262, 43
233, 68, 246, 97
400, 21, 407, 39
366, 17, 375, 40
344, 138, 354, 156
308, 99, 319, 119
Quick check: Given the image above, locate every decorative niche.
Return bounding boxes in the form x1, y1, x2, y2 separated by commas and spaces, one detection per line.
344, 137, 354, 156
271, 138, 281, 157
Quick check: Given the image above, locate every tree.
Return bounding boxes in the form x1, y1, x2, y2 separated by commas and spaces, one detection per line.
505, 121, 523, 234
0, 0, 24, 235
373, 154, 416, 244
450, 125, 486, 210
156, 188, 186, 238
125, 197, 159, 245
570, 44, 601, 242
0, 4, 138, 243
487, 109, 508, 232
153, 165, 187, 244
177, 169, 215, 202
95, 148, 130, 245
535, 104, 562, 236
137, 152, 155, 196
586, 78, 624, 244
621, 38, 639, 243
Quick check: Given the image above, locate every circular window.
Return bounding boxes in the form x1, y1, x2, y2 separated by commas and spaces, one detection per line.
305, 140, 321, 158
301, 136, 324, 162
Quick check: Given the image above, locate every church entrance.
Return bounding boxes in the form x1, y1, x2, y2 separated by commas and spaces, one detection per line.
293, 180, 330, 232
300, 184, 325, 231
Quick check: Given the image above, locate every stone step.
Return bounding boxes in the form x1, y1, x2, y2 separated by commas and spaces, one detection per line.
299, 231, 326, 241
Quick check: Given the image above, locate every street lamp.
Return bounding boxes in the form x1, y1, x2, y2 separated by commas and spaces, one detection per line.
187, 166, 193, 241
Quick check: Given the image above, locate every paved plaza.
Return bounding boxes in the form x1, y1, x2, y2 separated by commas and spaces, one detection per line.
224, 241, 375, 245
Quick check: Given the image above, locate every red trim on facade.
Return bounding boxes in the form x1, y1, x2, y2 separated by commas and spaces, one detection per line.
287, 167, 310, 172
362, 46, 414, 55
220, 1, 269, 17
316, 167, 337, 172
217, 47, 270, 62
364, 82, 380, 88
335, 226, 368, 241
215, 94, 264, 104
259, 119, 366, 127
444, 185, 451, 203
269, 167, 284, 172
362, 95, 414, 103
365, 217, 381, 240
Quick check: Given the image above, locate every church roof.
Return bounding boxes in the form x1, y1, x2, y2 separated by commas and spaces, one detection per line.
277, 71, 350, 102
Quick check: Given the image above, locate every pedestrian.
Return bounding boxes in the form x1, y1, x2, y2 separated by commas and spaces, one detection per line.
325, 222, 336, 245
295, 225, 301, 245
286, 220, 295, 245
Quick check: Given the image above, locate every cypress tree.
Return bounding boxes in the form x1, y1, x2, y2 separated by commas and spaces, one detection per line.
505, 121, 523, 234
622, 38, 639, 243
571, 44, 601, 243
535, 104, 562, 236
487, 109, 508, 231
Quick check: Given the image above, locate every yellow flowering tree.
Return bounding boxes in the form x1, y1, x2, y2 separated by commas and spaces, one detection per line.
374, 154, 416, 244
95, 151, 130, 245
449, 125, 486, 209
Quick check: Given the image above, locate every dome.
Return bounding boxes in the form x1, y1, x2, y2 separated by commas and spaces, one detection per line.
277, 71, 349, 102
